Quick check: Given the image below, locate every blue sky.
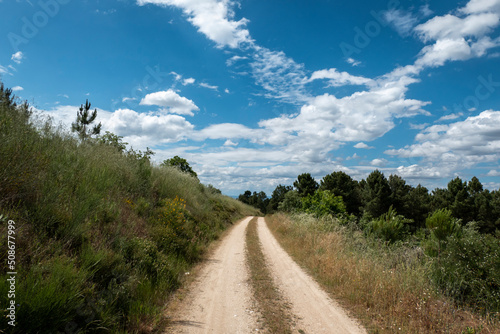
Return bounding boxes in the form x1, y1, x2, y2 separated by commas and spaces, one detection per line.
1, 0, 500, 196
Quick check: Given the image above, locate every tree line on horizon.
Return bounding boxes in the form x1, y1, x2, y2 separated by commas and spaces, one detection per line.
238, 170, 500, 234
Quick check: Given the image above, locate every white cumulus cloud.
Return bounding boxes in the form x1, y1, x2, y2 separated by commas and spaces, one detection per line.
11, 51, 24, 64
140, 89, 199, 116
136, 0, 252, 48
385, 110, 500, 174
308, 68, 373, 87
105, 108, 194, 147
354, 142, 374, 149
460, 0, 500, 15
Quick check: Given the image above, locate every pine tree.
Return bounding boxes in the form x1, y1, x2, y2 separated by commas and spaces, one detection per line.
362, 170, 391, 218
293, 173, 319, 197
406, 184, 431, 229
0, 83, 16, 109
71, 100, 102, 141
269, 184, 293, 212
320, 171, 361, 215
388, 174, 412, 218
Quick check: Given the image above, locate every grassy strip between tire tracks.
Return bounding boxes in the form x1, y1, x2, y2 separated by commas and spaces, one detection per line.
245, 217, 294, 334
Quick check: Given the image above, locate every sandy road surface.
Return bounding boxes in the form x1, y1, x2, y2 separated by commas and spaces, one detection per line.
256, 217, 366, 334
166, 216, 259, 333
166, 216, 366, 333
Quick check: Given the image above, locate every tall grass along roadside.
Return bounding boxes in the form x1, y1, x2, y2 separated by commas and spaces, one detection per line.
0, 83, 259, 333
266, 213, 500, 334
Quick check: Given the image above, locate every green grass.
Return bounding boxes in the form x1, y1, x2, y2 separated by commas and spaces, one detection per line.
0, 84, 259, 333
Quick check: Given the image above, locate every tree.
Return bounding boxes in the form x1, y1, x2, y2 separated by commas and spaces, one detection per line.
362, 170, 391, 218
431, 187, 450, 212
388, 174, 412, 218
252, 191, 270, 214
448, 177, 471, 222
466, 177, 497, 233
0, 83, 16, 109
406, 184, 431, 229
368, 206, 412, 243
269, 184, 293, 212
161, 156, 197, 178
98, 131, 128, 153
468, 176, 483, 195
474, 190, 495, 233
491, 190, 500, 232
237, 190, 269, 213
320, 171, 361, 215
278, 190, 302, 212
71, 100, 102, 141
293, 173, 318, 197
238, 190, 252, 204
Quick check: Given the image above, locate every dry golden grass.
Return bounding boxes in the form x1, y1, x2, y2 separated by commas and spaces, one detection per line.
266, 213, 500, 334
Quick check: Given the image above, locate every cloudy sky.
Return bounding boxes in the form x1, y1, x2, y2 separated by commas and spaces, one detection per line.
1, 0, 500, 196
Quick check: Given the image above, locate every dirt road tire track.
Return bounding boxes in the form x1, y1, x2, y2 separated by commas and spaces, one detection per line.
166, 216, 366, 333
256, 217, 367, 334
165, 217, 260, 333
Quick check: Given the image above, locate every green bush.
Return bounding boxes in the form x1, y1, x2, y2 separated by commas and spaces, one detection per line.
367, 206, 412, 243
425, 208, 462, 257
429, 226, 500, 313
301, 190, 346, 217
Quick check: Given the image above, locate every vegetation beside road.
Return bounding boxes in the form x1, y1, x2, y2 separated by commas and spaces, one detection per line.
0, 83, 259, 333
267, 213, 500, 333
239, 167, 499, 331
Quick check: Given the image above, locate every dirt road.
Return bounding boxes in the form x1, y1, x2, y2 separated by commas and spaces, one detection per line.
256, 217, 366, 334
166, 216, 366, 333
166, 216, 260, 333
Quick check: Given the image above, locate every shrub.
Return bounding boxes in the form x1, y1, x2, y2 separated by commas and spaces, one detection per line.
301, 190, 346, 217
367, 206, 412, 243
429, 225, 500, 313
425, 208, 461, 257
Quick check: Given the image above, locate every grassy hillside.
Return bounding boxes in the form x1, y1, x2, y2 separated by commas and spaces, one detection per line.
0, 83, 259, 333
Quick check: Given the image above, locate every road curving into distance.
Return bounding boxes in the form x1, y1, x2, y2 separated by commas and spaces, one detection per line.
165, 216, 366, 334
